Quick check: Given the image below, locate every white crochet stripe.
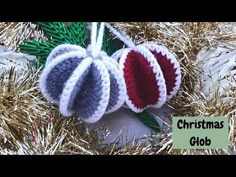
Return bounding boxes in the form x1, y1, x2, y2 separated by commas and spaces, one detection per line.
141, 42, 182, 100
119, 46, 167, 113
46, 44, 86, 65
59, 57, 93, 117
102, 58, 127, 114
39, 50, 87, 104
101, 55, 119, 68
98, 50, 108, 58
111, 48, 127, 62
84, 59, 110, 123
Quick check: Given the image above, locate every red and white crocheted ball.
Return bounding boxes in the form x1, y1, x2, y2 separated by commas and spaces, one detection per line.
112, 42, 181, 112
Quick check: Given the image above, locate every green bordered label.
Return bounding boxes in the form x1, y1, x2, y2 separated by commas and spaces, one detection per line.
172, 117, 228, 149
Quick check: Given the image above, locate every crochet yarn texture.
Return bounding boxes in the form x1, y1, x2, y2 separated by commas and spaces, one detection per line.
106, 24, 181, 112
39, 23, 126, 123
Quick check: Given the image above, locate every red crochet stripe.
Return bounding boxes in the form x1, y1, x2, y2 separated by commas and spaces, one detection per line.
123, 50, 159, 109
151, 51, 177, 96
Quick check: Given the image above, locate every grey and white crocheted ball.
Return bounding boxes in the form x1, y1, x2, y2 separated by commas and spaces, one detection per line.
39, 44, 126, 123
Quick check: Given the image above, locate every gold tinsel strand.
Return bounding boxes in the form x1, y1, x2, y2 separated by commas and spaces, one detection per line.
0, 22, 47, 51
1, 22, 236, 154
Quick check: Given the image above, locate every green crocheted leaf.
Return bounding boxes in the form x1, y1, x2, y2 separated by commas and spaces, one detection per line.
134, 111, 160, 132
19, 22, 88, 57
37, 22, 70, 44
19, 40, 56, 58
19, 22, 88, 68
68, 22, 88, 46
37, 22, 88, 46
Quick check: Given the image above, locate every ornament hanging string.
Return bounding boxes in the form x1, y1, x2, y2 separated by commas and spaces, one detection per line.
104, 23, 136, 48
90, 22, 105, 58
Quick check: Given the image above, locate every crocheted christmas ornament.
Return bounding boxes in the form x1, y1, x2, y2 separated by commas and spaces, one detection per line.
106, 24, 181, 112
115, 45, 167, 112
39, 23, 126, 123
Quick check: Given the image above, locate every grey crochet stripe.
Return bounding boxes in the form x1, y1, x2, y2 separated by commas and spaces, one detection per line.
72, 63, 104, 120
50, 48, 77, 62
66, 64, 92, 113
45, 57, 83, 102
106, 71, 120, 112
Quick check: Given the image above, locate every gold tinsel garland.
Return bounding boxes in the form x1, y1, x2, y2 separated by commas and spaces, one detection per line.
0, 22, 236, 155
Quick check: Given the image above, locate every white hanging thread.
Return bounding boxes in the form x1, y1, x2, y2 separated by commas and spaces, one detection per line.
90, 22, 97, 52
105, 23, 136, 48
90, 22, 105, 58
